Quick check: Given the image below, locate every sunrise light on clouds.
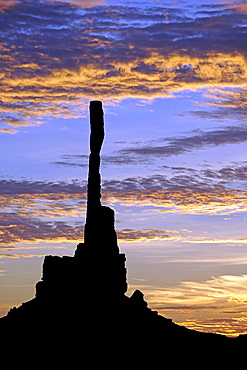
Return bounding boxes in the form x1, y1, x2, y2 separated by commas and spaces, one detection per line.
1, 0, 247, 337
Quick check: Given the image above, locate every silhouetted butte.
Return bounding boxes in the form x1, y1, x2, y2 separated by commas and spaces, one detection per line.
0, 101, 244, 369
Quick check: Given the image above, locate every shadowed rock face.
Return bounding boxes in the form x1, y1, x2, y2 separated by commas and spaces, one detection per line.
0, 101, 245, 370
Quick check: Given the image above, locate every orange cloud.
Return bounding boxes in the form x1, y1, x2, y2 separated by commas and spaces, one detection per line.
0, 169, 246, 248
2, 52, 246, 105
0, 0, 18, 13
131, 275, 247, 337
104, 188, 247, 215
1, 0, 247, 130
0, 253, 45, 259
223, 1, 247, 13
0, 128, 18, 134
0, 193, 86, 218
178, 317, 247, 337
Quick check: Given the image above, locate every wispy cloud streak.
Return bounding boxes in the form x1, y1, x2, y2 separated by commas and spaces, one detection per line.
119, 126, 247, 159
134, 274, 247, 336
1, 160, 247, 228
0, 164, 246, 247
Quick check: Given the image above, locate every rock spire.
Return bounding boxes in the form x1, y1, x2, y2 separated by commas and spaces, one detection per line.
0, 101, 242, 370
84, 101, 119, 255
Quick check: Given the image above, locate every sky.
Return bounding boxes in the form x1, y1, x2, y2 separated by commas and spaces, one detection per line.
1, 0, 247, 337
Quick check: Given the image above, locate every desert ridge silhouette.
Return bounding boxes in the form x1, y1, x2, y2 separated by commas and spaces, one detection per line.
0, 101, 245, 369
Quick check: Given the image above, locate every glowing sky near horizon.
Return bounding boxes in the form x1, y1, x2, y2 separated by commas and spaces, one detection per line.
1, 0, 247, 337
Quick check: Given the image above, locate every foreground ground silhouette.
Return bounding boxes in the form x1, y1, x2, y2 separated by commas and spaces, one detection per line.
1, 101, 246, 369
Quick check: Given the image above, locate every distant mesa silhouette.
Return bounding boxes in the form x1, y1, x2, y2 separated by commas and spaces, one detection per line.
0, 101, 245, 369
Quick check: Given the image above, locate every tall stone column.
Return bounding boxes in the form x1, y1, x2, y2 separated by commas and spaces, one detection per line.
86, 100, 104, 221
84, 101, 118, 254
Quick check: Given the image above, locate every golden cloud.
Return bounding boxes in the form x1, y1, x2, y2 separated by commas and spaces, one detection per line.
0, 171, 246, 248
1, 52, 247, 129
0, 193, 86, 218
0, 0, 18, 13
0, 128, 18, 134
178, 317, 247, 337
132, 275, 247, 336
6, 186, 247, 218
3, 52, 247, 97
1, 1, 247, 129
104, 188, 247, 215
0, 253, 45, 259
223, 1, 247, 13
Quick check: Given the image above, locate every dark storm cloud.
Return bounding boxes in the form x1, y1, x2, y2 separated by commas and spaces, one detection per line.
1, 1, 247, 130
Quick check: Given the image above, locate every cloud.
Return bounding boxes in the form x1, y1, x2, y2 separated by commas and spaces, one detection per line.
223, 1, 247, 13
53, 153, 138, 168
0, 128, 18, 134
0, 179, 86, 195
1, 208, 247, 247
153, 275, 247, 307
0, 218, 185, 246
1, 161, 247, 236
1, 1, 247, 129
182, 239, 247, 246
52, 0, 106, 5
201, 164, 247, 182
0, 160, 247, 248
189, 87, 247, 122
117, 228, 183, 242
1, 163, 246, 249
101, 172, 247, 216
2, 176, 245, 247
135, 274, 247, 336
0, 0, 18, 13
0, 194, 85, 219
0, 213, 84, 246
179, 317, 247, 336
154, 305, 219, 311
0, 253, 44, 259
54, 125, 247, 167
118, 126, 247, 159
